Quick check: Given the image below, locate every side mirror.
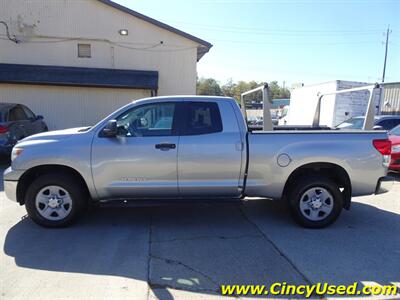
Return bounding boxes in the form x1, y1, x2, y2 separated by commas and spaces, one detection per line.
102, 120, 118, 137
36, 115, 44, 120
373, 125, 384, 130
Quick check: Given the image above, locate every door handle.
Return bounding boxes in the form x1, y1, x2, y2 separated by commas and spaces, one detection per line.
155, 143, 176, 150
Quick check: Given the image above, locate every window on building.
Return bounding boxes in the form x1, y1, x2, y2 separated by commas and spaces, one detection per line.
78, 44, 91, 58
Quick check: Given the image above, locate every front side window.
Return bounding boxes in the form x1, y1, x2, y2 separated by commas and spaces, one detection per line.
183, 102, 223, 135
116, 102, 176, 137
22, 106, 35, 119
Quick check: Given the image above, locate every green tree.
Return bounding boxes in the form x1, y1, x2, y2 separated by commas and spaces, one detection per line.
197, 78, 290, 102
221, 78, 235, 98
268, 81, 290, 99
196, 78, 223, 96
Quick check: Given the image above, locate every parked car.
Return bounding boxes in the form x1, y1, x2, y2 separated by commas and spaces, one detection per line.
336, 115, 400, 130
0, 103, 48, 158
4, 96, 391, 228
247, 115, 263, 126
388, 124, 400, 171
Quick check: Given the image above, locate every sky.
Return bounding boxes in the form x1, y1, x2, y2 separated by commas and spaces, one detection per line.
114, 0, 400, 87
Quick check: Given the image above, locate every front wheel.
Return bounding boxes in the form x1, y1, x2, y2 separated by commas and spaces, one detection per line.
288, 176, 343, 228
25, 174, 87, 227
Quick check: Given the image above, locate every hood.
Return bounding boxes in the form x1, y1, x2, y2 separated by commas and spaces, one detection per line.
17, 127, 91, 144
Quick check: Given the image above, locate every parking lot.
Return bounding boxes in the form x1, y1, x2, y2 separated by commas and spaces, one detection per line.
0, 164, 399, 300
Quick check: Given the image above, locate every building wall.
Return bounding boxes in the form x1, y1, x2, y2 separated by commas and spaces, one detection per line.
334, 80, 379, 126
0, 0, 199, 95
0, 83, 149, 130
381, 83, 400, 115
288, 80, 380, 127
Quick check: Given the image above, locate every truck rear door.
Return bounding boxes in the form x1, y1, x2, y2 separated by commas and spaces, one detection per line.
178, 100, 244, 197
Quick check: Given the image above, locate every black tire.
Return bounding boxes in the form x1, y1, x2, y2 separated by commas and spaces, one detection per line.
25, 173, 87, 227
288, 176, 343, 228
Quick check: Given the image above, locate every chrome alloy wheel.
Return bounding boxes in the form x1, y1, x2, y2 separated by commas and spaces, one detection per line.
299, 187, 334, 221
35, 185, 73, 221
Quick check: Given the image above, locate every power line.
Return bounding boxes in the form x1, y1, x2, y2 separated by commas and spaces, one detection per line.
0, 21, 19, 43
161, 19, 383, 36
180, 27, 381, 37
162, 19, 382, 32
0, 35, 197, 52
209, 38, 378, 45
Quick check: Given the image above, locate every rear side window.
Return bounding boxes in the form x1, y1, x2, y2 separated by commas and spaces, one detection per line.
183, 102, 223, 135
8, 106, 28, 121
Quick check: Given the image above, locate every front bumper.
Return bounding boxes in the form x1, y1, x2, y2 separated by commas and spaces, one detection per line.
375, 176, 395, 194
4, 180, 18, 202
3, 166, 24, 203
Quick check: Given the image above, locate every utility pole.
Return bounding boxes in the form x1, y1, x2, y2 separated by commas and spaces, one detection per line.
382, 25, 390, 83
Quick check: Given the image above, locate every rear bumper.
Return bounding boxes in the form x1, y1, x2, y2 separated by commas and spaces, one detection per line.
375, 176, 394, 194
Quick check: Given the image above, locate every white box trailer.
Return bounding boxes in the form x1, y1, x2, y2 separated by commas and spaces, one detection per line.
285, 80, 380, 127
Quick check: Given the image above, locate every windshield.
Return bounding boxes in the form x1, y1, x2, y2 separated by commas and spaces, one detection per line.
389, 124, 400, 136
336, 117, 365, 129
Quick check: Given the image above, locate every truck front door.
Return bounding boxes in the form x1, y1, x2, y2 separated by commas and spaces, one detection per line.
91, 101, 180, 199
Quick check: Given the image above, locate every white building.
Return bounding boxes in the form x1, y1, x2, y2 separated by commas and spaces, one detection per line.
285, 80, 380, 127
0, 0, 211, 129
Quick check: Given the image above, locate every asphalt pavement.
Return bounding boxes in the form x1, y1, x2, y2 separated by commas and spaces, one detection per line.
1, 164, 399, 300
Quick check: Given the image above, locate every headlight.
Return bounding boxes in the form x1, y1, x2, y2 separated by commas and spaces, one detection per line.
11, 147, 23, 161
392, 145, 400, 153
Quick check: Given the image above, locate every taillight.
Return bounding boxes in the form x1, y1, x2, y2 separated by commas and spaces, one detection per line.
0, 125, 9, 134
373, 139, 391, 155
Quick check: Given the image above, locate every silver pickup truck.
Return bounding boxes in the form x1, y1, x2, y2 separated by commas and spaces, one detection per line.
3, 96, 391, 228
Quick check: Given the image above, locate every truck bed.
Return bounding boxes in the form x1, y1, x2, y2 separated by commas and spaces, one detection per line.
245, 130, 388, 200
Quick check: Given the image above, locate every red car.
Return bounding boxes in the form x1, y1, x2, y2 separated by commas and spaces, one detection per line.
389, 124, 400, 171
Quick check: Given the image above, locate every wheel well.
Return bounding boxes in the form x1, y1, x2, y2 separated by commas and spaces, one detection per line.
282, 162, 352, 209
16, 165, 90, 205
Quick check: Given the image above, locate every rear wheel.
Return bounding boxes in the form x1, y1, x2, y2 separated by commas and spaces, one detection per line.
25, 174, 87, 227
288, 176, 343, 228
